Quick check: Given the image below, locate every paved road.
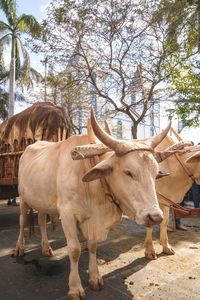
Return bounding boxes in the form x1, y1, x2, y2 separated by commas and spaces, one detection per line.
1, 201, 200, 300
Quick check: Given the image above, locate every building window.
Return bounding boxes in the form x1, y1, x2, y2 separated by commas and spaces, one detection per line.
117, 120, 123, 139
131, 95, 136, 104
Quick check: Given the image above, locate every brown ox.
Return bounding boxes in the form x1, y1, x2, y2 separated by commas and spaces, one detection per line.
14, 110, 170, 300
144, 135, 200, 260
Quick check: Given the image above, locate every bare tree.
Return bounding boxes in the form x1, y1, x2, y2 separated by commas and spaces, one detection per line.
40, 0, 195, 137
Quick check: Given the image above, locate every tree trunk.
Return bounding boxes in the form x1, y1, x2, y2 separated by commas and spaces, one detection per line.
131, 123, 138, 139
8, 57, 15, 117
8, 37, 16, 117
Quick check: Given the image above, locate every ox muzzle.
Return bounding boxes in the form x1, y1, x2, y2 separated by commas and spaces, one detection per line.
145, 213, 163, 227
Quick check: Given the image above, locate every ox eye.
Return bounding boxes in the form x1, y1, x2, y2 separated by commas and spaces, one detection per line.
124, 170, 134, 179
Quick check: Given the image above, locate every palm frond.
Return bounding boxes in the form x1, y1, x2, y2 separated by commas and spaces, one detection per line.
15, 37, 31, 86
17, 14, 42, 37
0, 87, 8, 120
0, 69, 9, 83
0, 88, 25, 121
17, 37, 30, 70
18, 67, 43, 90
30, 68, 43, 83
0, 72, 9, 83
15, 91, 25, 102
0, 33, 11, 47
0, 20, 10, 32
15, 38, 22, 77
0, 0, 17, 27
0, 34, 11, 83
0, 59, 9, 83
15, 38, 42, 89
0, 39, 8, 82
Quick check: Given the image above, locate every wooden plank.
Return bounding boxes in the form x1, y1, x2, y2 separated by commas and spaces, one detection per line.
0, 178, 18, 185
0, 151, 24, 157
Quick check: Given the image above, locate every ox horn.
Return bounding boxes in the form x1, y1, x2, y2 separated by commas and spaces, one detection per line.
150, 121, 171, 149
87, 118, 99, 144
90, 108, 124, 153
87, 117, 112, 144
171, 127, 183, 141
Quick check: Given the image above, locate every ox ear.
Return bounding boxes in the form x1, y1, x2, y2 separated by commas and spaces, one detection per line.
82, 159, 113, 182
186, 152, 200, 163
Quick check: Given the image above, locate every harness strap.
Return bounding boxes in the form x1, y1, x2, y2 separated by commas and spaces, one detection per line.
174, 151, 196, 182
89, 155, 121, 210
157, 192, 189, 211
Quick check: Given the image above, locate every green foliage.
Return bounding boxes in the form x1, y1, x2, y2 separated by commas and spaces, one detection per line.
0, 0, 17, 27
153, 0, 200, 51
153, 0, 200, 128
0, 20, 9, 32
17, 14, 42, 37
176, 102, 199, 127
0, 88, 8, 120
173, 63, 200, 127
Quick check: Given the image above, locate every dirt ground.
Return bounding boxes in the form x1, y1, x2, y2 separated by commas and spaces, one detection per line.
1, 200, 200, 300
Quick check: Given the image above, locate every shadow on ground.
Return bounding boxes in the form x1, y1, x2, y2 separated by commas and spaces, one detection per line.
1, 201, 200, 300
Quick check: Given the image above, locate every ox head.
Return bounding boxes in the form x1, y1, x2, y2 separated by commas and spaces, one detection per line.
82, 110, 171, 227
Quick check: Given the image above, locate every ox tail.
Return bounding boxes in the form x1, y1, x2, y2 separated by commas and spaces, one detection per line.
28, 208, 35, 238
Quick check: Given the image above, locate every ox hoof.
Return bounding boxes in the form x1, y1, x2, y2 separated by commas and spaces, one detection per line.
13, 245, 25, 257
68, 289, 86, 300
42, 246, 54, 257
162, 247, 175, 255
89, 277, 104, 291
145, 251, 157, 260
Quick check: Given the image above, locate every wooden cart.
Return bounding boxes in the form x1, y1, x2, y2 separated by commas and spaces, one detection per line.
0, 102, 71, 200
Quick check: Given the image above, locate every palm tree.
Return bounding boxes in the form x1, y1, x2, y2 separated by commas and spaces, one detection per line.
0, 0, 41, 116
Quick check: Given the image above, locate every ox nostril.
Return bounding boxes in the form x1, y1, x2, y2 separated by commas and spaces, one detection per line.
147, 213, 163, 226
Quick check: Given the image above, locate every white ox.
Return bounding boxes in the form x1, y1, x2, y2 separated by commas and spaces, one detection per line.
14, 110, 170, 300
144, 134, 200, 260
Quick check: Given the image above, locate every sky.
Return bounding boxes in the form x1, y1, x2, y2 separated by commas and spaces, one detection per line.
14, 0, 48, 21
0, 0, 48, 21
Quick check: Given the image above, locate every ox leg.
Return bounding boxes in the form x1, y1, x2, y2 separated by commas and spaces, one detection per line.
14, 200, 29, 256
38, 212, 53, 256
160, 205, 175, 255
60, 212, 85, 300
88, 240, 104, 291
144, 226, 157, 260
